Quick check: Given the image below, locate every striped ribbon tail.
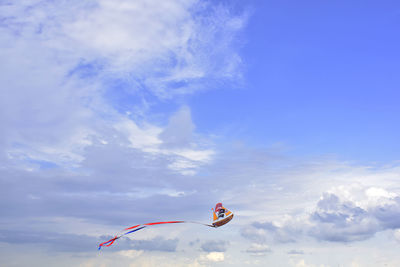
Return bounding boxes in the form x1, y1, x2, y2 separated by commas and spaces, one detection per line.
98, 236, 118, 250
99, 220, 212, 250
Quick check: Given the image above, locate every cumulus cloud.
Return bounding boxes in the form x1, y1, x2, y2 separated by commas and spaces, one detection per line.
309, 191, 377, 242
243, 185, 400, 244
308, 185, 400, 242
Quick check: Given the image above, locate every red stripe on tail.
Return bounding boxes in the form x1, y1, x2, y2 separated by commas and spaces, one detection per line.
98, 236, 118, 250
144, 221, 185, 226
124, 224, 141, 231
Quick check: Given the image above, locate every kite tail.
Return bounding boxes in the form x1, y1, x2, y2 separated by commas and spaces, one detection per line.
122, 226, 147, 235
98, 236, 119, 250
98, 221, 214, 250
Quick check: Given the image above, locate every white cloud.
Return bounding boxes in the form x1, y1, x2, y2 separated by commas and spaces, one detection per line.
244, 184, 400, 244
63, 0, 197, 70
113, 107, 214, 175
114, 118, 163, 152
0, 0, 245, 174
1, 0, 246, 96
204, 252, 225, 262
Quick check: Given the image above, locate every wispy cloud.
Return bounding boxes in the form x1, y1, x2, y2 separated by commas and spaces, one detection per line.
0, 0, 247, 174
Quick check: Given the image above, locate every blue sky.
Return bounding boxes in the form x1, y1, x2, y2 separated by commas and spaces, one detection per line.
189, 0, 400, 163
1, 1, 400, 266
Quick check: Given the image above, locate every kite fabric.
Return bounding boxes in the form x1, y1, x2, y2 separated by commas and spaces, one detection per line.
98, 203, 233, 250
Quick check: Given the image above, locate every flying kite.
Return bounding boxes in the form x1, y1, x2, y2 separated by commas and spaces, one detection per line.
98, 203, 234, 250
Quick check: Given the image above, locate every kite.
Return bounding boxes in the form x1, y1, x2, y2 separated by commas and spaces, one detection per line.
98, 203, 234, 250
